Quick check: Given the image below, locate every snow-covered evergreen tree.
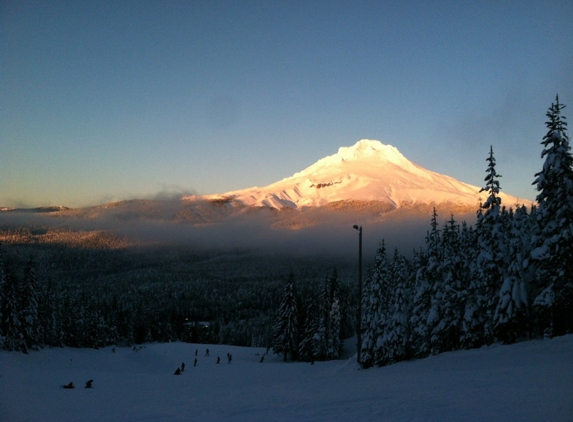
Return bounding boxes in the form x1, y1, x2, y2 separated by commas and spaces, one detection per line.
360, 241, 390, 368
422, 209, 445, 354
38, 277, 62, 347
272, 274, 299, 361
326, 269, 342, 359
454, 220, 476, 346
531, 95, 573, 335
312, 275, 331, 360
494, 205, 532, 343
409, 210, 439, 358
1, 269, 24, 352
298, 296, 318, 362
19, 259, 41, 352
430, 215, 464, 354
462, 147, 504, 348
378, 249, 411, 365
360, 261, 377, 367
328, 297, 342, 359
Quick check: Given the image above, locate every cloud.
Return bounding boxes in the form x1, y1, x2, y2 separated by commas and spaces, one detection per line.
145, 186, 197, 201
0, 199, 477, 267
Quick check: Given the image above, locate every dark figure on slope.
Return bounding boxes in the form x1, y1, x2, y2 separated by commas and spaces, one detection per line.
62, 382, 75, 389
181, 362, 185, 372
85, 379, 93, 388
174, 367, 181, 375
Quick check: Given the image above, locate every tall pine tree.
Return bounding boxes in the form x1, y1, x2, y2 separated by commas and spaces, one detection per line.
463, 146, 504, 348
409, 210, 439, 358
20, 258, 42, 351
272, 274, 299, 361
532, 95, 573, 335
378, 249, 411, 364
431, 215, 464, 354
493, 205, 531, 343
360, 241, 390, 368
1, 267, 24, 352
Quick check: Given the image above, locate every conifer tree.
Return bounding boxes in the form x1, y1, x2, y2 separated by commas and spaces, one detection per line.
463, 147, 504, 347
372, 243, 394, 367
272, 274, 299, 361
1, 269, 24, 352
328, 297, 342, 359
326, 269, 342, 359
409, 210, 439, 358
422, 209, 444, 354
313, 272, 340, 360
532, 95, 573, 335
360, 241, 390, 368
430, 215, 464, 354
456, 220, 476, 345
359, 269, 376, 367
20, 258, 41, 351
313, 275, 332, 360
298, 296, 318, 362
38, 277, 62, 347
494, 205, 531, 343
379, 249, 411, 364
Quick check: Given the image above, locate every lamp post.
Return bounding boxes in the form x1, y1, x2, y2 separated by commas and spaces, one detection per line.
353, 225, 362, 364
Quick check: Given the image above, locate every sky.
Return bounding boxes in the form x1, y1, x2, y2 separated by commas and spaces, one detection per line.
2, 0, 572, 208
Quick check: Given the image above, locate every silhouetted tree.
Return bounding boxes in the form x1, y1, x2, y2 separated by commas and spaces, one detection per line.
272, 274, 299, 361
532, 95, 573, 335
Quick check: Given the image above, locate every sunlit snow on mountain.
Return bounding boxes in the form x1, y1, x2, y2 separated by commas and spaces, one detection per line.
190, 140, 525, 210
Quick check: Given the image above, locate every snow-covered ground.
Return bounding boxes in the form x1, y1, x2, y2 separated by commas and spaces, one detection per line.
1, 335, 572, 422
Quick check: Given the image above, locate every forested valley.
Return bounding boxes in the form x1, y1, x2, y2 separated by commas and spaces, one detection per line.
0, 229, 357, 354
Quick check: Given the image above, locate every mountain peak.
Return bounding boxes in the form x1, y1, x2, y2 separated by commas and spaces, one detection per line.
189, 139, 527, 210
336, 139, 406, 164
294, 139, 413, 179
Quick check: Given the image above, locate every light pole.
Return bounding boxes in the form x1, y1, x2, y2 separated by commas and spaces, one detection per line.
353, 225, 362, 364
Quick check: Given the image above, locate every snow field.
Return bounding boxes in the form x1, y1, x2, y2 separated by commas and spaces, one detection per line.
1, 335, 572, 422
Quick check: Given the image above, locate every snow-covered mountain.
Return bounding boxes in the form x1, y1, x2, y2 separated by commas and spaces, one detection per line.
187, 139, 525, 210
17, 139, 529, 240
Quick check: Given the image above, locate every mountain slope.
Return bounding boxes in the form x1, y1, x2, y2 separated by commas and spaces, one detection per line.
190, 140, 525, 210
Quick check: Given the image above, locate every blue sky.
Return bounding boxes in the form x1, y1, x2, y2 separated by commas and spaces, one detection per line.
1, 0, 572, 208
